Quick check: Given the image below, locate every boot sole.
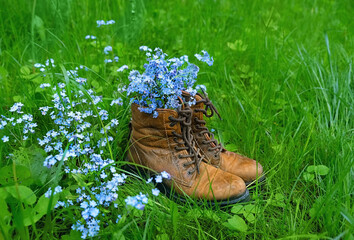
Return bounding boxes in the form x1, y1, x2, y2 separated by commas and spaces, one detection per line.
245, 174, 266, 187
157, 182, 250, 207
124, 162, 250, 206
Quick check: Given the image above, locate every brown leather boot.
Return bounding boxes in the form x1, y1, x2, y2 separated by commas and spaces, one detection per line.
126, 103, 249, 205
182, 91, 265, 185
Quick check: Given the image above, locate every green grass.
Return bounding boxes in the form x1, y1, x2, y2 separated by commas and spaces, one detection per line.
0, 0, 353, 239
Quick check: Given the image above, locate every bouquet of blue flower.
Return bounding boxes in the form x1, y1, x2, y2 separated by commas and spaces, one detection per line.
127, 47, 213, 117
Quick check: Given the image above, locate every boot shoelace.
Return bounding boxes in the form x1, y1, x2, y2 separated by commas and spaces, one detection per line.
168, 107, 205, 175
194, 92, 223, 157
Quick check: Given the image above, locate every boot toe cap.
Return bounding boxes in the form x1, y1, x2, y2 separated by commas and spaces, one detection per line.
205, 169, 247, 201
221, 151, 264, 182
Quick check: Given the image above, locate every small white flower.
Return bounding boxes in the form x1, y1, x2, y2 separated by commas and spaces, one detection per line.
34, 63, 44, 68
96, 20, 106, 27
104, 46, 112, 54
152, 188, 160, 196
161, 171, 171, 179
106, 20, 115, 25
40, 83, 51, 89
117, 65, 128, 72
155, 175, 162, 183
2, 135, 9, 142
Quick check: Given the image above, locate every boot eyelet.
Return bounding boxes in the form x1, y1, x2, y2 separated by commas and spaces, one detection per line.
187, 170, 193, 175
202, 141, 206, 144
178, 154, 182, 158
198, 133, 203, 137
182, 163, 187, 167
214, 154, 218, 158
173, 137, 177, 142
168, 116, 173, 121
194, 117, 198, 121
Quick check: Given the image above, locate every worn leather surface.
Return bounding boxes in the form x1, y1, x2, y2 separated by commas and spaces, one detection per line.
184, 92, 264, 182
127, 103, 246, 200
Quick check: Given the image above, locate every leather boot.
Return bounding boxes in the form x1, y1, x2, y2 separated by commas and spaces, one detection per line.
182, 91, 265, 185
126, 103, 249, 204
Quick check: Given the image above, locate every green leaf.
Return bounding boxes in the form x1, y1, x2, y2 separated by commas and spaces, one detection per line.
231, 205, 244, 214
243, 212, 255, 224
62, 230, 83, 240
91, 65, 100, 73
315, 165, 329, 175
112, 232, 126, 240
303, 172, 314, 182
0, 197, 11, 239
0, 165, 33, 186
243, 204, 257, 214
34, 194, 58, 215
72, 173, 87, 186
0, 197, 11, 220
268, 193, 286, 207
30, 75, 44, 84
12, 147, 50, 186
156, 233, 169, 240
275, 193, 284, 201
307, 165, 329, 176
0, 188, 9, 199
204, 209, 221, 222
227, 40, 247, 52
187, 209, 202, 218
22, 207, 43, 226
223, 215, 248, 232
91, 80, 100, 89
238, 64, 250, 73
5, 185, 36, 205
13, 95, 22, 102
20, 66, 31, 76
33, 15, 46, 41
307, 165, 316, 173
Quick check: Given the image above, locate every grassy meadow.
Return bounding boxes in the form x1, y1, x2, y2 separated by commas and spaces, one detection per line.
0, 0, 353, 239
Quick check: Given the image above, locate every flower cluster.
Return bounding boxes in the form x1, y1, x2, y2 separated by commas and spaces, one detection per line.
126, 47, 212, 117
32, 68, 126, 238
124, 171, 170, 210
28, 57, 166, 238
85, 35, 97, 40
102, 45, 120, 65
195, 50, 214, 66
125, 193, 148, 210
0, 102, 37, 142
96, 20, 115, 27
34, 58, 56, 73
45, 186, 63, 198
0, 43, 124, 238
103, 46, 112, 55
